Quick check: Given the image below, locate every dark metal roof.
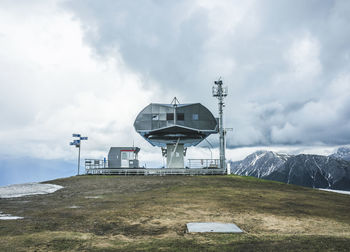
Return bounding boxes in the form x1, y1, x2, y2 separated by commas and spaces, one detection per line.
134, 103, 218, 147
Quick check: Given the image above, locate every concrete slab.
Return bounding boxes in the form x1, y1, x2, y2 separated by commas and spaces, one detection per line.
187, 222, 243, 233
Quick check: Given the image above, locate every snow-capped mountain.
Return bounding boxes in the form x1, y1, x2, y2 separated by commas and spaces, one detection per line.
230, 151, 289, 178
329, 147, 350, 161
230, 150, 350, 190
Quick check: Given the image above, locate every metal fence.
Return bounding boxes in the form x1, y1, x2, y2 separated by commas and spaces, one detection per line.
187, 159, 220, 169
85, 159, 106, 169
85, 158, 225, 176
85, 168, 226, 176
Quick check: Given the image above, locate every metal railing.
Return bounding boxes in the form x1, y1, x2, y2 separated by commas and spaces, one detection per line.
85, 159, 106, 169
84, 158, 225, 175
187, 159, 220, 169
85, 168, 225, 176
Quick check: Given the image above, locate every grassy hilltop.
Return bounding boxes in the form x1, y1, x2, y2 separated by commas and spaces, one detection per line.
1, 175, 350, 251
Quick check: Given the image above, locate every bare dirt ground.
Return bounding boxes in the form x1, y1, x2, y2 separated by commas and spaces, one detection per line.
1, 175, 350, 251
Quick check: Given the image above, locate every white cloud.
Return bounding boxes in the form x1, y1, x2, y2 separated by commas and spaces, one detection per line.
0, 0, 165, 162
284, 33, 322, 80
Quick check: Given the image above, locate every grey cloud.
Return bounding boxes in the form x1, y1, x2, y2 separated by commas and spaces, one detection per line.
64, 0, 210, 94
63, 0, 350, 147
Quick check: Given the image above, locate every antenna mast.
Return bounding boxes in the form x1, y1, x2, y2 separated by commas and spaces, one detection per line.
212, 78, 228, 170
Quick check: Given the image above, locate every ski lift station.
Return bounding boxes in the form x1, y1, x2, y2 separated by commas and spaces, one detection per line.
133, 100, 217, 169
85, 79, 228, 175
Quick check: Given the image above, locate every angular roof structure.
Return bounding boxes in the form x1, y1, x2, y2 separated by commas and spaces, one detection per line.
134, 103, 218, 147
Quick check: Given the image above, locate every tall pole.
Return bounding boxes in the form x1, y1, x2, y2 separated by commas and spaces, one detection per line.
218, 80, 225, 170
78, 144, 81, 175
70, 134, 88, 176
212, 79, 227, 170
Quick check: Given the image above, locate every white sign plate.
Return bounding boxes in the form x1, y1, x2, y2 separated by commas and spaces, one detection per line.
187, 222, 243, 233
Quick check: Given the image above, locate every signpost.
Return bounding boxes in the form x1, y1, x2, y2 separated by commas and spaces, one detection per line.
70, 134, 88, 175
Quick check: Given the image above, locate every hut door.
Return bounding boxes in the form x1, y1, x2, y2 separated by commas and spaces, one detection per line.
121, 151, 129, 168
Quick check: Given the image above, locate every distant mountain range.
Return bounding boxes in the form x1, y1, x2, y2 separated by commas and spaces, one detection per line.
230, 147, 350, 190
329, 147, 350, 161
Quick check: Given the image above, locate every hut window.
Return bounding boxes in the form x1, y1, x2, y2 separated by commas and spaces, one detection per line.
152, 114, 159, 120
177, 113, 184, 121
121, 152, 128, 160
192, 114, 199, 120
166, 113, 174, 120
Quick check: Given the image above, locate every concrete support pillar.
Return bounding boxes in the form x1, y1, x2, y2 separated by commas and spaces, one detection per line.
167, 143, 184, 168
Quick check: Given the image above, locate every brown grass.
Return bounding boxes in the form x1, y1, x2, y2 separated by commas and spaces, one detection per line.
0, 175, 350, 251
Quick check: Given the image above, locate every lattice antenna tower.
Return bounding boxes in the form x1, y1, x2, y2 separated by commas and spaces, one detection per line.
212, 78, 228, 170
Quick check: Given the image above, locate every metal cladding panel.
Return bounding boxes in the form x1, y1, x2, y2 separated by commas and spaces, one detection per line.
177, 120, 185, 126
151, 104, 159, 113
159, 113, 166, 120
152, 121, 160, 129
134, 103, 218, 147
142, 105, 152, 113
108, 147, 121, 168
159, 121, 167, 128
159, 106, 167, 114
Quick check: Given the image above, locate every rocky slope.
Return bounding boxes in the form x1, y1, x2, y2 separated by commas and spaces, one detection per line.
230, 151, 289, 178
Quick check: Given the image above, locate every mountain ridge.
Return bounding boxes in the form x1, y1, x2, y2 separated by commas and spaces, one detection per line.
230, 147, 350, 190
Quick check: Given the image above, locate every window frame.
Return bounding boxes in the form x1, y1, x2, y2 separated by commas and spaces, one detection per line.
177, 113, 185, 121
166, 113, 174, 120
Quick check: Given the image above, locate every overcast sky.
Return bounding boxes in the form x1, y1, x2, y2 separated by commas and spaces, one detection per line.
0, 0, 350, 184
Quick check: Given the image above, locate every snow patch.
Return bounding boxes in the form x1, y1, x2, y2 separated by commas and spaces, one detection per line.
68, 205, 81, 209
0, 212, 23, 220
319, 189, 350, 195
250, 152, 265, 166
0, 183, 63, 198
